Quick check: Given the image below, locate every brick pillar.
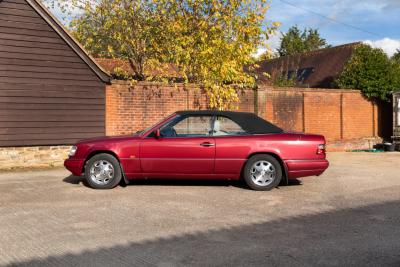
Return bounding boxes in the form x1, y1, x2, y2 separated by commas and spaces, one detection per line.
372, 101, 378, 137
256, 87, 267, 119
105, 84, 117, 136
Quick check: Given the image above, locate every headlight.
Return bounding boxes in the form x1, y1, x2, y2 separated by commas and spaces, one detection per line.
69, 146, 77, 157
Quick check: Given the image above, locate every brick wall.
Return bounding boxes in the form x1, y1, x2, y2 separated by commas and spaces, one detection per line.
106, 81, 255, 135
107, 82, 206, 135
260, 87, 378, 142
106, 82, 380, 146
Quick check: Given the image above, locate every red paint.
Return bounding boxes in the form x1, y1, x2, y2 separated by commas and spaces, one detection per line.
64, 113, 329, 180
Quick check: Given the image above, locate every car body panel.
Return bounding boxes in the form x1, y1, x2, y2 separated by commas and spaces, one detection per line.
139, 137, 215, 174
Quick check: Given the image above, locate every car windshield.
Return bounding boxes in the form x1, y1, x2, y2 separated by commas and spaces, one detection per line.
136, 113, 177, 136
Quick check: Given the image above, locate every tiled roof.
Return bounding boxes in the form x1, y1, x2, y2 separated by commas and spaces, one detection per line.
255, 42, 362, 88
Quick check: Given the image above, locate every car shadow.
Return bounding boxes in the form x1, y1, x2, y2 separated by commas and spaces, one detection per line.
63, 175, 246, 189
63, 175, 90, 188
287, 178, 302, 186
63, 175, 302, 190
129, 179, 246, 189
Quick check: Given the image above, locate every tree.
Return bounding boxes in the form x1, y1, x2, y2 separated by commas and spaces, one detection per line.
163, 1, 280, 109
41, 0, 279, 110
336, 44, 400, 101
277, 26, 329, 57
392, 49, 400, 63
70, 0, 171, 81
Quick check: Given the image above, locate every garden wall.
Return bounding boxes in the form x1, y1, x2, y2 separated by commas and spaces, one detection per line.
106, 81, 381, 150
262, 87, 378, 141
106, 81, 256, 136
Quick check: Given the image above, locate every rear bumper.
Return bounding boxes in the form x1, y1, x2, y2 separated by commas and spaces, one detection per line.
285, 159, 329, 179
64, 158, 85, 176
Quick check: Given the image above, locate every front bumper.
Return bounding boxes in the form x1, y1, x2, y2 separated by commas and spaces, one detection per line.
64, 158, 85, 176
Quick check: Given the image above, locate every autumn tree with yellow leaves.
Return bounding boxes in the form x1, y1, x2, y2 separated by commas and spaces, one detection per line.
43, 0, 279, 109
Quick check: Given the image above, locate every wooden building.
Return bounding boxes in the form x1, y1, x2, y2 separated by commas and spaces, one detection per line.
0, 0, 110, 147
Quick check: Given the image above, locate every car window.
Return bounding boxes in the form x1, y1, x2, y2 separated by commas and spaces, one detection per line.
160, 116, 213, 137
212, 116, 247, 136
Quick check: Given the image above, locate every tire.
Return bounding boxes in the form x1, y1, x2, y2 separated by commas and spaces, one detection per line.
243, 154, 282, 191
84, 153, 122, 189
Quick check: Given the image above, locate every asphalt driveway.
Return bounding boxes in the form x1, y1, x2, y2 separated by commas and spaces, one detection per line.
0, 152, 399, 266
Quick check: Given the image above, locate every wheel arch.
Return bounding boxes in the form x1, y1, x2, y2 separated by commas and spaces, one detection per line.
244, 152, 288, 185
83, 150, 128, 184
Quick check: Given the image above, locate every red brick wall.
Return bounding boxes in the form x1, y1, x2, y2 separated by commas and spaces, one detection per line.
106, 82, 203, 135
106, 82, 378, 146
260, 87, 378, 142
342, 93, 376, 139
304, 91, 342, 141
106, 81, 255, 135
263, 89, 304, 132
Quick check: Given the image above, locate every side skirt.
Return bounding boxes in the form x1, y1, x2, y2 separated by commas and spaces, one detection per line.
124, 173, 241, 180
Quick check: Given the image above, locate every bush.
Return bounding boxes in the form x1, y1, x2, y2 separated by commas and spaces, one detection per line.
336, 44, 400, 101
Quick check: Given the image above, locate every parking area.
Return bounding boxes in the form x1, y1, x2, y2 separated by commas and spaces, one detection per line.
0, 152, 400, 266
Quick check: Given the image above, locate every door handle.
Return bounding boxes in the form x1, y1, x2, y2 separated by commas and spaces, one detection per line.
200, 142, 215, 147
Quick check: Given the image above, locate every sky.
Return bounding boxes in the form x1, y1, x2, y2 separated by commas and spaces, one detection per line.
48, 0, 400, 57
263, 0, 400, 57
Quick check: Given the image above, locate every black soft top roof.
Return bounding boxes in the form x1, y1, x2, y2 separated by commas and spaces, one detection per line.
175, 110, 283, 134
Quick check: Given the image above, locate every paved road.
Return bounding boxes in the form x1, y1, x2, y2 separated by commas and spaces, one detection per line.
0, 152, 400, 266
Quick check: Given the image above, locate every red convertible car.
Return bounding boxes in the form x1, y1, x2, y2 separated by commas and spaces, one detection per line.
64, 110, 329, 190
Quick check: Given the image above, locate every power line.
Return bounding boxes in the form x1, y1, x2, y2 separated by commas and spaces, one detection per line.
278, 0, 381, 37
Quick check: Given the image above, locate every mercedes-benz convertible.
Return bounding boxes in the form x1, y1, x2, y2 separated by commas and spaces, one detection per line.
64, 110, 329, 190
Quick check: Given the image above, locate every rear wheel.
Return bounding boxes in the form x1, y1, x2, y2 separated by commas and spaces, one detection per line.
243, 154, 282, 191
85, 153, 122, 189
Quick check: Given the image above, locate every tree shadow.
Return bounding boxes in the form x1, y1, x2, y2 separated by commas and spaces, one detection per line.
7, 200, 400, 266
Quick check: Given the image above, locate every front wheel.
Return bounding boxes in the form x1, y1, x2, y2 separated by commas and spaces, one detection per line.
84, 153, 122, 189
243, 154, 282, 191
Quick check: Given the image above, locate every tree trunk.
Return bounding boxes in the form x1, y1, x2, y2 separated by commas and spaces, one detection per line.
128, 58, 145, 81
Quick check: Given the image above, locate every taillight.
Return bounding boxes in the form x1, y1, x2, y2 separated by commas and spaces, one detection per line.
317, 144, 326, 155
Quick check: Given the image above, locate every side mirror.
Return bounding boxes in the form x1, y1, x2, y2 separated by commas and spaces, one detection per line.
154, 129, 161, 139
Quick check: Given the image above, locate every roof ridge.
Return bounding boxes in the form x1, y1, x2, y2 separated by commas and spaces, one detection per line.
264, 42, 362, 64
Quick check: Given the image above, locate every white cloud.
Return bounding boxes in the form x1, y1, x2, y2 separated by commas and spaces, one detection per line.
364, 38, 400, 57
254, 32, 283, 58
268, 32, 283, 52
254, 48, 267, 58
383, 0, 400, 11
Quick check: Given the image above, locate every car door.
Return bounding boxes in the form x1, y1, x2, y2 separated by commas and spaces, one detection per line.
140, 115, 215, 175
212, 116, 251, 176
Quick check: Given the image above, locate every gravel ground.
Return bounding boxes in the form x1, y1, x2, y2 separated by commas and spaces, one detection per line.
0, 152, 399, 266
